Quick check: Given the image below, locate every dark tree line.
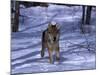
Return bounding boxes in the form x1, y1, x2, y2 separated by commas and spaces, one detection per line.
19, 1, 48, 7
11, 0, 94, 33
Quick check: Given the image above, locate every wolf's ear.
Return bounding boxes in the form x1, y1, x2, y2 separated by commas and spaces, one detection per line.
56, 24, 60, 30
48, 23, 51, 27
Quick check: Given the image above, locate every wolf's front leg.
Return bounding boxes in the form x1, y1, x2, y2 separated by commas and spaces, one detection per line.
56, 46, 60, 61
48, 48, 53, 64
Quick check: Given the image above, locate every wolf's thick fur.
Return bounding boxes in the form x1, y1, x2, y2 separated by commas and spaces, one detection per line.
41, 23, 60, 63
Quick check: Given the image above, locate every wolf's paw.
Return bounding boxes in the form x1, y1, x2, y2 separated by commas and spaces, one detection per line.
49, 60, 54, 64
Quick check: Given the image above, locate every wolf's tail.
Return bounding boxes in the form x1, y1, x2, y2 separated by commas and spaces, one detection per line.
41, 30, 45, 57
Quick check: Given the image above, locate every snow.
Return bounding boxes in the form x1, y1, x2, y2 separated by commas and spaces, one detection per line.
11, 4, 96, 74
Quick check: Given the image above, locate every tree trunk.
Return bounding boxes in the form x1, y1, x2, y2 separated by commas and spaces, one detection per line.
82, 6, 85, 24
80, 6, 86, 33
85, 6, 92, 25
81, 6, 92, 33
12, 1, 19, 32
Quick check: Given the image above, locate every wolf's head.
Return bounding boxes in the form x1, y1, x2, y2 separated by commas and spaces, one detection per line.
47, 23, 60, 43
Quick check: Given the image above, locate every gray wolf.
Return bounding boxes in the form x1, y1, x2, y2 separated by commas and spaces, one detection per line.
41, 22, 60, 63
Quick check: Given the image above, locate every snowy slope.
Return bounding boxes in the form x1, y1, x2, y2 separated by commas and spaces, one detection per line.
11, 4, 96, 74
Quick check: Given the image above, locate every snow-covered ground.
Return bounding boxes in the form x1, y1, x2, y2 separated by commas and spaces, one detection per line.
11, 4, 96, 74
